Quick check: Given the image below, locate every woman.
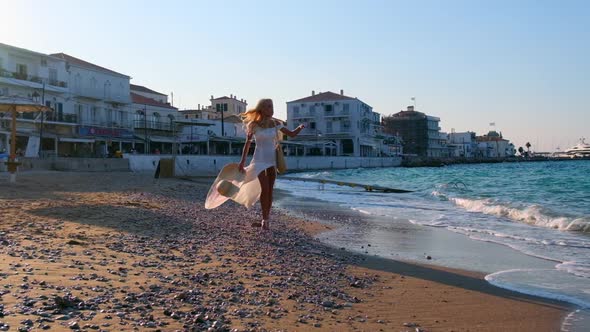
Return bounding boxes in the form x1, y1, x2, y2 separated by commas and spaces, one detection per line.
238, 99, 305, 229
204, 98, 305, 230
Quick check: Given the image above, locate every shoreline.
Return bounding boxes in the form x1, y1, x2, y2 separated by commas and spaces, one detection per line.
1, 171, 572, 331
274, 186, 575, 330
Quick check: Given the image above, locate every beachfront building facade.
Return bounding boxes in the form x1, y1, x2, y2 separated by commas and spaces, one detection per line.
176, 115, 247, 155
475, 131, 514, 158
285, 90, 383, 157
130, 84, 178, 154
209, 95, 247, 119
180, 106, 218, 121
382, 106, 446, 157
0, 43, 69, 157
177, 94, 249, 155
447, 131, 477, 158
50, 53, 133, 157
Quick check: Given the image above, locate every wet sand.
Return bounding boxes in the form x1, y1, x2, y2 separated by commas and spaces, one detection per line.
0, 171, 570, 331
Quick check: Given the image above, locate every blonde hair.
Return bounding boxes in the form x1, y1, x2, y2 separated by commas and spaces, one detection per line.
241, 98, 273, 126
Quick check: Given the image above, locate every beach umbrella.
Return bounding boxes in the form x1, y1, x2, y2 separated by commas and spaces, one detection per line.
0, 96, 53, 183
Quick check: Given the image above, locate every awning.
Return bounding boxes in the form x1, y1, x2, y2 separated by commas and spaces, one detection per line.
135, 134, 177, 143
209, 137, 246, 143
59, 137, 95, 143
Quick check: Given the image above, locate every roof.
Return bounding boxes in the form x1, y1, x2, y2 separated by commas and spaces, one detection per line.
389, 110, 427, 119
210, 96, 247, 103
130, 84, 167, 96
131, 92, 177, 110
477, 136, 508, 142
50, 53, 129, 78
0, 43, 65, 62
288, 91, 357, 103
211, 96, 231, 100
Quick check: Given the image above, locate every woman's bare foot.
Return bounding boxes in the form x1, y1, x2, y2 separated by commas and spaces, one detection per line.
261, 219, 270, 231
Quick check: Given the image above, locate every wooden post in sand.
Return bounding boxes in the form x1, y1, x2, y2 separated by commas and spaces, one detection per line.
10, 109, 16, 160
7, 109, 20, 183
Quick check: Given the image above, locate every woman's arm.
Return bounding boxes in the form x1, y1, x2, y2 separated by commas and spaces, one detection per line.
280, 124, 305, 138
239, 123, 255, 172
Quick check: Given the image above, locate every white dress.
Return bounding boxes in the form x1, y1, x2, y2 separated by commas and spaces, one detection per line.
205, 123, 282, 209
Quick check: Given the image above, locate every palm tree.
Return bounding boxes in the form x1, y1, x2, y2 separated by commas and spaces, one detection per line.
525, 142, 531, 152
518, 146, 525, 156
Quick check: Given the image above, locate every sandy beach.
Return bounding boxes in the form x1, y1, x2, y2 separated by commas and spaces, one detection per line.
0, 171, 570, 331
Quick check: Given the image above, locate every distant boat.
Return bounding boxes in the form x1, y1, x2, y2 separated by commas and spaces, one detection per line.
565, 138, 590, 158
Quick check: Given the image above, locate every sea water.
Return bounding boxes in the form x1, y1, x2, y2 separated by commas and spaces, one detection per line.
276, 160, 590, 331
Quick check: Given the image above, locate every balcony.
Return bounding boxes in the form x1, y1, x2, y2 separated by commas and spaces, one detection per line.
47, 113, 78, 124
0, 69, 68, 88
324, 111, 350, 118
291, 112, 316, 119
134, 120, 177, 131
9, 112, 79, 125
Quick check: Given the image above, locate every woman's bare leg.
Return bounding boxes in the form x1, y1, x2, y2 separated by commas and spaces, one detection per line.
258, 168, 272, 221
257, 167, 277, 230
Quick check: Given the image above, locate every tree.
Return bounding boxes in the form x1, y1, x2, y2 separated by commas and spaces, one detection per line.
525, 142, 531, 152
518, 146, 525, 156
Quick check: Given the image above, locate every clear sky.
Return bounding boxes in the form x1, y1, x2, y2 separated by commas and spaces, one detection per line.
4, 0, 589, 151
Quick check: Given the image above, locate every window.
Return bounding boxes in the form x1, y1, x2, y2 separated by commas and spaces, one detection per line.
342, 103, 349, 113
310, 122, 316, 129
41, 58, 47, 67
0, 57, 4, 69
324, 105, 333, 113
0, 88, 7, 96
153, 113, 161, 129
119, 110, 127, 127
293, 106, 300, 116
49, 68, 58, 84
15, 64, 27, 79
76, 104, 84, 124
106, 109, 113, 124
91, 106, 98, 124
309, 106, 315, 115
342, 120, 351, 130
104, 81, 112, 100
56, 103, 63, 121
89, 77, 97, 91
326, 121, 332, 133
74, 74, 82, 93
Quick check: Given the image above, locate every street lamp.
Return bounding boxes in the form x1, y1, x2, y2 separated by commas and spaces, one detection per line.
316, 129, 323, 155
136, 107, 148, 154
216, 103, 227, 137
31, 91, 43, 157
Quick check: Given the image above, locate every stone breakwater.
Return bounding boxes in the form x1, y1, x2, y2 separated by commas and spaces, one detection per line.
0, 173, 379, 331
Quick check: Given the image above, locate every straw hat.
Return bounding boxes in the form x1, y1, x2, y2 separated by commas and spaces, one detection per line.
205, 163, 245, 209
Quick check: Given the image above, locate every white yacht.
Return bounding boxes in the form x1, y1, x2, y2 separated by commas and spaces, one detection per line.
565, 138, 590, 157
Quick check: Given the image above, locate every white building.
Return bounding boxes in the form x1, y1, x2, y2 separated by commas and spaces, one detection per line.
130, 84, 178, 154
209, 95, 247, 118
426, 115, 447, 157
286, 90, 382, 157
0, 43, 69, 156
130, 84, 168, 103
180, 106, 218, 121
179, 94, 248, 140
176, 115, 246, 155
448, 131, 477, 158
475, 131, 513, 158
50, 52, 133, 157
